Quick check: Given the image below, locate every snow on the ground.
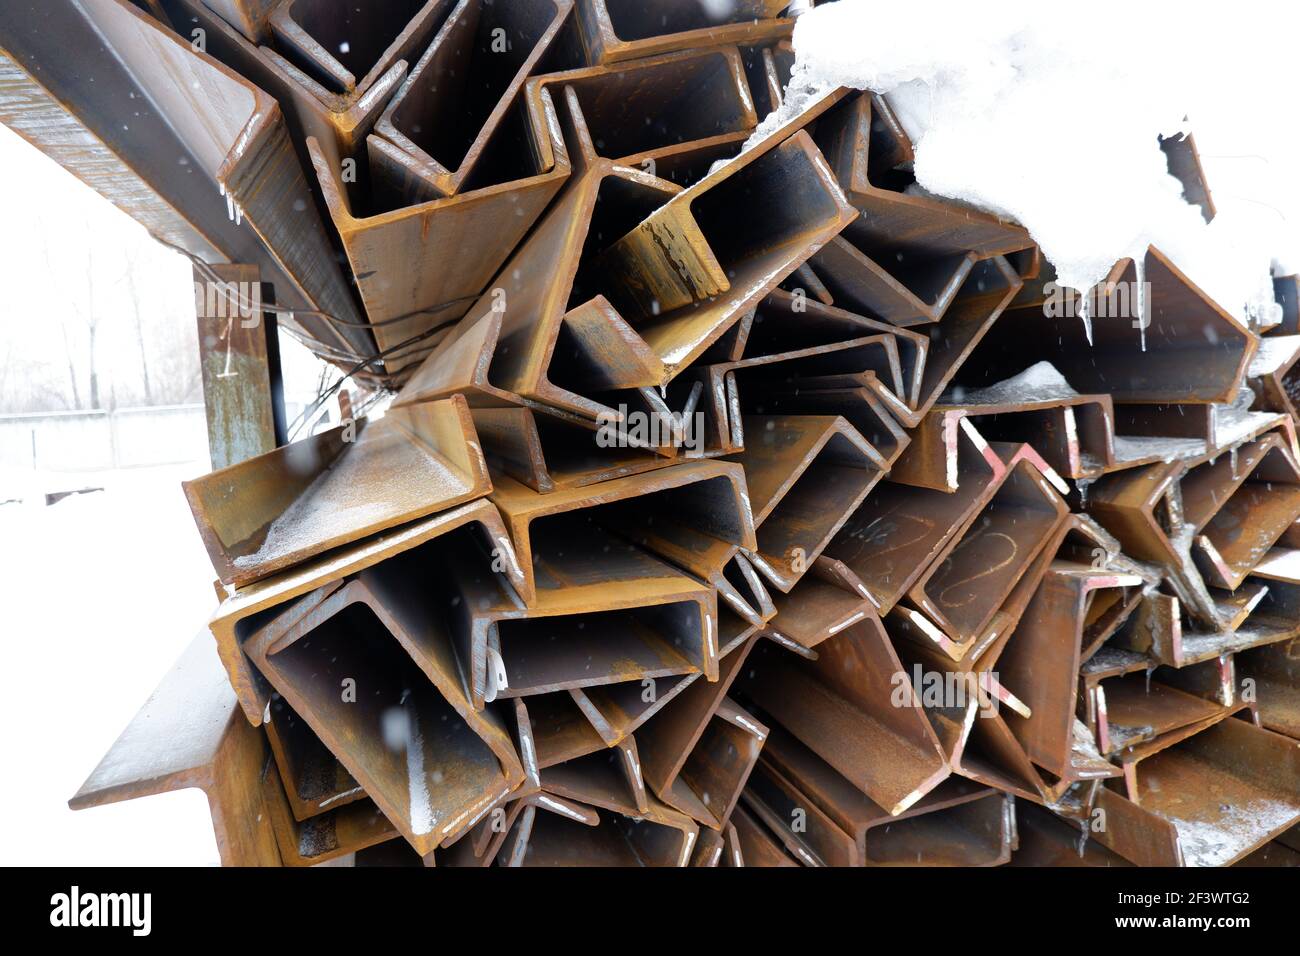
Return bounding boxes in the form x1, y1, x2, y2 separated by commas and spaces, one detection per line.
0, 462, 222, 865
780, 0, 1300, 327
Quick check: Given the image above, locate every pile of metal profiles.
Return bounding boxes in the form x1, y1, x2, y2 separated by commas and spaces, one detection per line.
10, 1, 1293, 867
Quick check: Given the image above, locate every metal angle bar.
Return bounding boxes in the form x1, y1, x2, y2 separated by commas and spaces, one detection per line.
571, 0, 792, 65
243, 567, 526, 857
70, 632, 283, 866
186, 396, 490, 588
736, 613, 951, 815
210, 497, 526, 725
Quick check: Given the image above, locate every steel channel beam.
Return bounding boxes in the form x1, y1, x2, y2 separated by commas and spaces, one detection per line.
1094, 717, 1300, 867
985, 247, 1258, 404
439, 517, 719, 708
185, 395, 490, 587
268, 0, 455, 111
748, 726, 1013, 866
264, 696, 364, 821
243, 567, 526, 856
211, 498, 527, 724
725, 415, 886, 591
570, 0, 791, 65
736, 613, 951, 815
371, 0, 571, 196
904, 458, 1069, 651
635, 636, 764, 829
488, 457, 755, 608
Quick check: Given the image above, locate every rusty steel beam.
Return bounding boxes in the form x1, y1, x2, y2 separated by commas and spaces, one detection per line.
982, 247, 1257, 405
1235, 638, 1300, 740
523, 45, 757, 181
689, 330, 908, 458
391, 86, 688, 421
185, 395, 490, 587
211, 498, 526, 725
593, 120, 855, 380
726, 415, 885, 591
736, 612, 951, 815
264, 696, 363, 821
488, 458, 754, 606
201, 0, 277, 42
570, 0, 791, 65
263, 764, 397, 866
747, 726, 1014, 866
70, 632, 283, 866
762, 573, 876, 654
268, 0, 455, 113
1094, 717, 1300, 866
313, 88, 571, 377
820, 429, 1007, 614
808, 93, 1030, 326
1181, 431, 1300, 591
164, 0, 407, 158
903, 458, 1069, 653
997, 562, 1150, 779
243, 564, 526, 857
373, 0, 571, 196
438, 517, 719, 708
1011, 801, 1132, 867
470, 405, 677, 493
635, 636, 764, 829
1249, 334, 1300, 424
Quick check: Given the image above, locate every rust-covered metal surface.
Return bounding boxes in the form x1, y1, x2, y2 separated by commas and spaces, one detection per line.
38, 0, 1300, 868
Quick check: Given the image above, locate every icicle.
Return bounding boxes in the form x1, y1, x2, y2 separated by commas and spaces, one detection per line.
1078, 285, 1093, 345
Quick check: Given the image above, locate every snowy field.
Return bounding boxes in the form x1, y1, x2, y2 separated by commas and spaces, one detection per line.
0, 463, 221, 865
